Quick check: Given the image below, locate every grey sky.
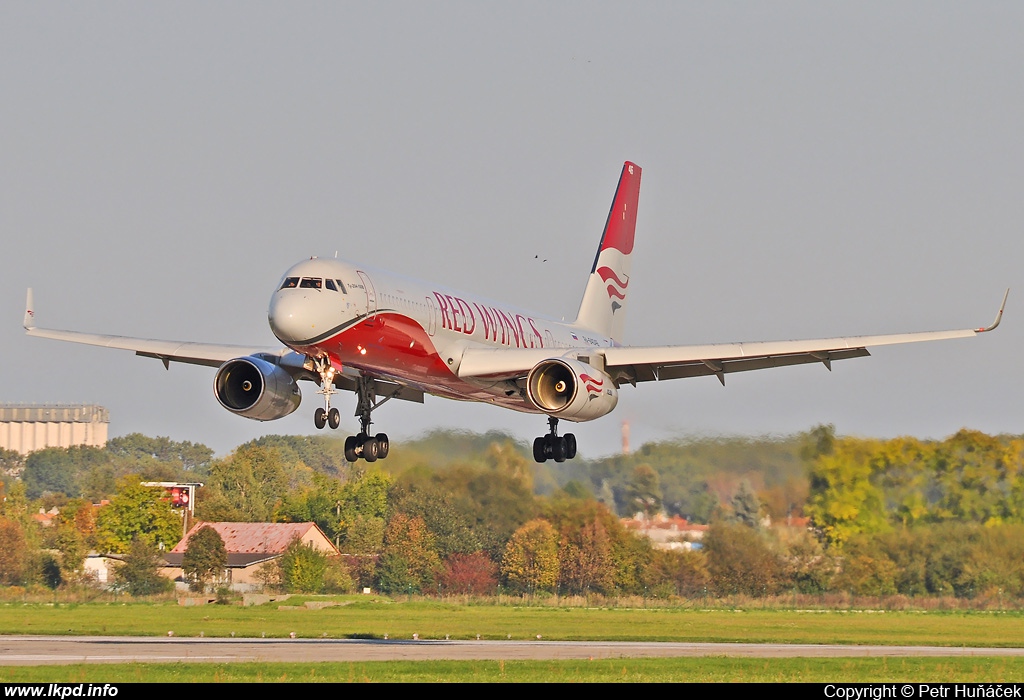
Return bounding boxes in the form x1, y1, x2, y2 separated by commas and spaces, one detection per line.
2, 3, 1022, 457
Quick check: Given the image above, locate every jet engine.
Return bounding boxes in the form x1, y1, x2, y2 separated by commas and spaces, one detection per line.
214, 356, 301, 421
525, 358, 617, 422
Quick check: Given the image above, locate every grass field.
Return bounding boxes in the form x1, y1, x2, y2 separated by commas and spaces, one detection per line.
2, 597, 1023, 647
3, 657, 1024, 683
3, 597, 1024, 682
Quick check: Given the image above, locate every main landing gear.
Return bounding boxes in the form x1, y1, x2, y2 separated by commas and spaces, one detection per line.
533, 416, 577, 464
312, 358, 390, 463
343, 376, 390, 463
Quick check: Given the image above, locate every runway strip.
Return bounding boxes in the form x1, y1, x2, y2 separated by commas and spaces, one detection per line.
3, 636, 1024, 665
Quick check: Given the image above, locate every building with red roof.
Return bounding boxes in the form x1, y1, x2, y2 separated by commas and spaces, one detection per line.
162, 521, 339, 590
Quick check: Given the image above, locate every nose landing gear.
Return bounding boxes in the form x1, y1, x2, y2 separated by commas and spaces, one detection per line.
533, 416, 577, 463
313, 357, 342, 431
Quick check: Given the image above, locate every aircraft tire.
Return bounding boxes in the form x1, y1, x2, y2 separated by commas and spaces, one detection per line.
344, 435, 359, 463
375, 433, 390, 459
328, 408, 341, 430
533, 437, 547, 463
363, 437, 379, 463
551, 436, 568, 463
314, 408, 327, 430
564, 433, 577, 460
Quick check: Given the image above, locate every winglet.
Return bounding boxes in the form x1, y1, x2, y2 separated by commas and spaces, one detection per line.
23, 288, 35, 330
977, 288, 1009, 333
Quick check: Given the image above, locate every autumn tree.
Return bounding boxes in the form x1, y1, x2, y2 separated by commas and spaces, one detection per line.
335, 470, 391, 548
46, 521, 87, 585
0, 448, 25, 478
558, 516, 614, 595
778, 528, 834, 594
806, 438, 890, 546
182, 525, 228, 593
501, 518, 559, 593
278, 539, 329, 593
105, 434, 213, 481
626, 464, 662, 518
279, 472, 346, 543
95, 479, 183, 554
23, 446, 110, 499
730, 480, 762, 527
437, 552, 498, 596
0, 517, 29, 585
704, 521, 782, 596
388, 477, 480, 558
198, 444, 289, 522
833, 537, 899, 596
376, 513, 441, 594
430, 462, 538, 558
644, 548, 709, 598
114, 536, 174, 596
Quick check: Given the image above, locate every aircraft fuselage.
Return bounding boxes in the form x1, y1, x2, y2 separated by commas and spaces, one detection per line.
267, 257, 614, 413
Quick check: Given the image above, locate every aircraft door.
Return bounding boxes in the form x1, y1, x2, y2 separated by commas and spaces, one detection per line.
426, 296, 438, 336
357, 271, 377, 319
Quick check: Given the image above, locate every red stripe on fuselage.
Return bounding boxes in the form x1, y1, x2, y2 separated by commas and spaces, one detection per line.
287, 312, 542, 410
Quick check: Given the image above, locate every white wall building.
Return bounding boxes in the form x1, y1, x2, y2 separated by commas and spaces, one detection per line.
0, 404, 109, 455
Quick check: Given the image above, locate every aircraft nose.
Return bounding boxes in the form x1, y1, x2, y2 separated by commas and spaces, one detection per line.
268, 292, 314, 344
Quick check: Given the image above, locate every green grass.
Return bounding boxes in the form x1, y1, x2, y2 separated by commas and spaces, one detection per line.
2, 657, 1024, 683
2, 598, 1023, 647
4, 598, 1024, 681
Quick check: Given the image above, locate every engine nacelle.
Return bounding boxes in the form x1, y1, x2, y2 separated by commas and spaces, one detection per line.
525, 358, 617, 422
214, 356, 302, 421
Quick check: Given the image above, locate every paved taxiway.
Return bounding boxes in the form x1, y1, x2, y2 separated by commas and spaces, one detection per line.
3, 636, 1024, 665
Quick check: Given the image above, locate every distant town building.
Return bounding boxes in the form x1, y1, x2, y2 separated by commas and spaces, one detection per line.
622, 513, 708, 551
0, 403, 109, 455
162, 521, 339, 591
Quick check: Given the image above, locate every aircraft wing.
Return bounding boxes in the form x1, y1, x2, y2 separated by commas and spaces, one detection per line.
458, 290, 1008, 386
22, 289, 424, 403
23, 288, 288, 369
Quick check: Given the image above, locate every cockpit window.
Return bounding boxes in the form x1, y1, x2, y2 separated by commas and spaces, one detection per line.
335, 279, 348, 293
281, 277, 300, 289
299, 277, 323, 289
325, 279, 338, 291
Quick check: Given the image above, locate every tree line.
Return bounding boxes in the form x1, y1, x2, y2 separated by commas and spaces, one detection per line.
2, 426, 1024, 601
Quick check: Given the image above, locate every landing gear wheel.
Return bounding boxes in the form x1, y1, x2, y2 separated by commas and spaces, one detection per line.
344, 435, 359, 463
328, 407, 341, 430
564, 433, 577, 460
533, 416, 577, 463
375, 433, 390, 460
550, 435, 568, 463
362, 437, 379, 463
314, 407, 327, 430
533, 437, 547, 463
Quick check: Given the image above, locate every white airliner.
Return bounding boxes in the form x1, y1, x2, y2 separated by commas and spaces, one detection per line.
24, 162, 1007, 464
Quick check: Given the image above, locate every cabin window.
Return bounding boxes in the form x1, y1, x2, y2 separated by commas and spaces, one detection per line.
299, 277, 323, 289
280, 277, 300, 289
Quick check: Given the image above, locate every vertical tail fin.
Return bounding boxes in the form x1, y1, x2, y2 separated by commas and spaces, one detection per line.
573, 161, 641, 343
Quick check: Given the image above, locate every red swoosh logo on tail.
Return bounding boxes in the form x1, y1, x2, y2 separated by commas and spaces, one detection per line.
597, 266, 629, 289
